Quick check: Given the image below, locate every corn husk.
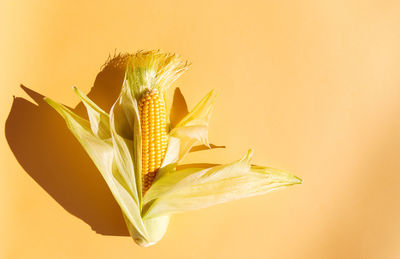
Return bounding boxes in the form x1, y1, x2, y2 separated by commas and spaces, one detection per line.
45, 50, 302, 246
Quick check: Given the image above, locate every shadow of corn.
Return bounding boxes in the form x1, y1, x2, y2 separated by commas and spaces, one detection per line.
5, 54, 131, 236
5, 53, 224, 236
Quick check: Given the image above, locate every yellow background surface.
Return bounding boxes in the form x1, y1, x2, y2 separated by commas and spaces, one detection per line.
1, 0, 400, 258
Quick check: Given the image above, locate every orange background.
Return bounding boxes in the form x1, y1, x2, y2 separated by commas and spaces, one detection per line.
1, 0, 400, 258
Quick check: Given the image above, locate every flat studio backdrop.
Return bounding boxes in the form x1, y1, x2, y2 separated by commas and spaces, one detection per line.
1, 1, 400, 258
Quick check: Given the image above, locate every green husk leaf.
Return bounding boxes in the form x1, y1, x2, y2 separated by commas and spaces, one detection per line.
144, 150, 302, 219
165, 89, 216, 165
44, 97, 148, 240
144, 167, 204, 204
73, 86, 111, 139
109, 84, 141, 204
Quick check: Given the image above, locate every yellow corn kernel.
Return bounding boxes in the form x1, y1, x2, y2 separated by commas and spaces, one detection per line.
138, 89, 168, 194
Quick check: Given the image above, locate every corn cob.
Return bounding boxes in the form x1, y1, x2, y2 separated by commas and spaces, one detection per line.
138, 89, 168, 194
